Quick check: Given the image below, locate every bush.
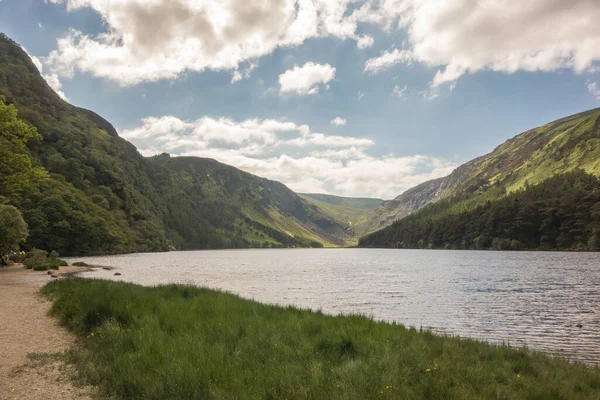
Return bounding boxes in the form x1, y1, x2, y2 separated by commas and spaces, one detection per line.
72, 262, 88, 267
32, 258, 68, 271
24, 248, 68, 270
23, 249, 48, 269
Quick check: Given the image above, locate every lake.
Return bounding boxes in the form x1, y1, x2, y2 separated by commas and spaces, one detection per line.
69, 249, 600, 365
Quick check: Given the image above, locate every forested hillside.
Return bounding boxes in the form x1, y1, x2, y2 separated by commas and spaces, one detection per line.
360, 170, 600, 251
364, 107, 600, 232
0, 34, 347, 255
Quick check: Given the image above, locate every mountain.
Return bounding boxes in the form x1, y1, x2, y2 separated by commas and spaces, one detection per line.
0, 34, 347, 255
359, 108, 600, 250
299, 194, 384, 245
364, 107, 600, 233
359, 170, 600, 251
299, 194, 384, 210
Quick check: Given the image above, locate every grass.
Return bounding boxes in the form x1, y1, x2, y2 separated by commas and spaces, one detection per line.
43, 278, 600, 400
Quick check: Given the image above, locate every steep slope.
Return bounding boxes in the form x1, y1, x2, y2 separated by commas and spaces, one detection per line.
0, 34, 345, 254
365, 107, 600, 233
359, 170, 600, 251
299, 193, 384, 244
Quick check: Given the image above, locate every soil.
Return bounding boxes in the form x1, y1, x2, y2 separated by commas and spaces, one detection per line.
0, 265, 94, 400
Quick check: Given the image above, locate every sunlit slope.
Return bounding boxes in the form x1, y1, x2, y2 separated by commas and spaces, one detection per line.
300, 194, 384, 243
365, 107, 600, 233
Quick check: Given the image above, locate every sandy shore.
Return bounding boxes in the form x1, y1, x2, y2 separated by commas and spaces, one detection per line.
0, 265, 93, 400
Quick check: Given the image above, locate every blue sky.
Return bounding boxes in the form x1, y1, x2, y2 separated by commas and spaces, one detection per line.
1, 0, 599, 199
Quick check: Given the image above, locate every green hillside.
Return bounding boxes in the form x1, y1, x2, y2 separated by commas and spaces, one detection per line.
0, 34, 346, 254
300, 193, 384, 210
299, 194, 384, 244
364, 107, 600, 234
360, 108, 600, 250
360, 170, 600, 250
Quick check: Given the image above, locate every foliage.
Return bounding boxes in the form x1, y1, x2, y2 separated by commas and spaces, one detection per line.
0, 204, 28, 258
23, 248, 68, 270
360, 170, 600, 251
0, 95, 46, 202
72, 261, 88, 267
299, 194, 385, 243
43, 278, 600, 400
22, 248, 48, 269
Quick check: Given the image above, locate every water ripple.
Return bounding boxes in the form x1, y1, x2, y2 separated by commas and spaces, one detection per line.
69, 249, 600, 365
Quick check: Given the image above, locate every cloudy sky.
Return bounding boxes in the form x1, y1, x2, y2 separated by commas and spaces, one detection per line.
1, 0, 599, 199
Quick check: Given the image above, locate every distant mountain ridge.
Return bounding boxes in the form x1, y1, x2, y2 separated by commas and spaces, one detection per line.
299, 193, 385, 245
363, 107, 600, 233
300, 194, 384, 210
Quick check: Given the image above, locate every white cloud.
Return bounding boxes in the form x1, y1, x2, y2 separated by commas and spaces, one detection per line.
231, 62, 257, 83
392, 84, 407, 98
356, 35, 375, 49
330, 117, 347, 126
364, 48, 412, 74
43, 0, 600, 90
45, 0, 372, 86
23, 48, 68, 101
42, 73, 69, 101
121, 114, 456, 198
358, 0, 600, 87
587, 81, 600, 101
29, 53, 44, 73
279, 62, 335, 95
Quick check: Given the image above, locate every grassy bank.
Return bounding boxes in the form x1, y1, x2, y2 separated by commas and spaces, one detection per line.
43, 279, 599, 399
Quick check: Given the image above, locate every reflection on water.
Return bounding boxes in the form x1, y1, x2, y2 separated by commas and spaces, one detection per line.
69, 249, 600, 365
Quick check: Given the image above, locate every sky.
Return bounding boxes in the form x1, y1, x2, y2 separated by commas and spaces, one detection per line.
1, 0, 599, 199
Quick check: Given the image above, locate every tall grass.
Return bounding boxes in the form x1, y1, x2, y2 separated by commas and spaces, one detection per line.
43, 279, 600, 399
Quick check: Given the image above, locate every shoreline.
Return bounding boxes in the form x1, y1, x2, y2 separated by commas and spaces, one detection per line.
43, 278, 600, 399
0, 265, 93, 400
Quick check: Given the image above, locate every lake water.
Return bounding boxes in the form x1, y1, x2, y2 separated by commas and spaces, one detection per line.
69, 249, 600, 365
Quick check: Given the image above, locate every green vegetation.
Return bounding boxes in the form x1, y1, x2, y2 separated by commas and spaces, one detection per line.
22, 248, 68, 270
365, 107, 600, 234
0, 204, 28, 262
300, 194, 385, 243
72, 261, 89, 267
360, 170, 600, 251
300, 193, 384, 210
43, 278, 599, 399
0, 33, 347, 255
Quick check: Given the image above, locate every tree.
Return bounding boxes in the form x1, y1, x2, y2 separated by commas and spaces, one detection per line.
0, 205, 28, 261
0, 96, 46, 201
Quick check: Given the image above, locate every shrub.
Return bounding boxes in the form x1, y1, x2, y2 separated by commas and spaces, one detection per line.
23, 249, 67, 270
72, 262, 88, 267
23, 249, 48, 269
32, 259, 67, 271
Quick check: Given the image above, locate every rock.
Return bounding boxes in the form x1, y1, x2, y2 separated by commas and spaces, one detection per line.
102, 267, 112, 271
114, 272, 121, 276
51, 272, 59, 278
576, 323, 583, 328
47, 270, 54, 275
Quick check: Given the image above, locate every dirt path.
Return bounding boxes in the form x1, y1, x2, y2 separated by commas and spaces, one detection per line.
0, 265, 92, 400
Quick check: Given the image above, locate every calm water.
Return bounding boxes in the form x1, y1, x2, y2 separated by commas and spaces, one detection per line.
70, 249, 600, 364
